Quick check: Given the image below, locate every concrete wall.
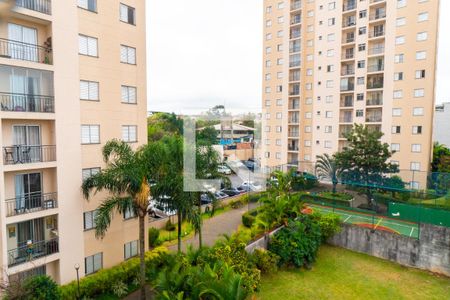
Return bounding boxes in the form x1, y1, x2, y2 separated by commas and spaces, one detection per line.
328, 223, 450, 276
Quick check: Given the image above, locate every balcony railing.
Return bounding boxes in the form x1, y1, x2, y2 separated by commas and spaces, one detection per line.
288, 132, 299, 137
3, 145, 56, 165
288, 145, 299, 151
343, 2, 356, 11
291, 16, 301, 25
289, 60, 301, 68
340, 84, 355, 92
15, 0, 51, 15
367, 64, 384, 72
0, 92, 54, 113
289, 118, 300, 124
8, 238, 59, 267
5, 192, 57, 217
340, 116, 353, 123
369, 11, 386, 21
289, 104, 300, 110
339, 131, 351, 138
366, 115, 383, 122
340, 100, 354, 107
342, 53, 354, 60
367, 82, 384, 89
368, 46, 384, 55
343, 36, 355, 44
291, 1, 301, 10
370, 0, 385, 3
341, 68, 355, 76
0, 38, 52, 64
369, 30, 385, 38
343, 20, 356, 28
366, 98, 383, 106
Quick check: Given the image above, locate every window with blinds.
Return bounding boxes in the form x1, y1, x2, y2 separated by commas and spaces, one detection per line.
81, 125, 100, 144
122, 125, 137, 143
121, 85, 137, 103
120, 3, 136, 25
79, 35, 98, 57
82, 167, 100, 180
78, 0, 97, 12
120, 45, 136, 64
124, 207, 136, 219
80, 80, 99, 101
124, 240, 138, 260
85, 253, 102, 275
83, 210, 98, 230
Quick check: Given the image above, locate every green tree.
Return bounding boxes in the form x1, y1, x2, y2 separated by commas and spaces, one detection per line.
82, 140, 164, 300
335, 124, 398, 205
315, 153, 341, 193
197, 126, 219, 145
432, 142, 450, 172
4, 275, 61, 300
147, 112, 183, 141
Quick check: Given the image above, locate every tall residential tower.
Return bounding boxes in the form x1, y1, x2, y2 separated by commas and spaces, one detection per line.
262, 0, 439, 188
0, 0, 147, 284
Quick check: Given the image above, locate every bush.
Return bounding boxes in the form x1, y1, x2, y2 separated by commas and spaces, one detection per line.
250, 249, 279, 274
4, 275, 61, 300
242, 209, 258, 228
148, 227, 161, 248
230, 199, 245, 209
269, 216, 322, 268
311, 212, 341, 242
300, 193, 352, 207
165, 219, 176, 231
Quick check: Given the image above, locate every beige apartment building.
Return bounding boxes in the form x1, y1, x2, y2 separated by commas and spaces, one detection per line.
0, 0, 147, 285
262, 0, 439, 188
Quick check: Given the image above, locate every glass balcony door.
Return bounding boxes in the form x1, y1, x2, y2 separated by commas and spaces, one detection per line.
12, 125, 41, 163
15, 172, 42, 213
8, 23, 38, 62
17, 218, 45, 249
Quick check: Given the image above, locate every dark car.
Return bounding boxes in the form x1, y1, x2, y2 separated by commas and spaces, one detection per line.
221, 188, 241, 196
200, 193, 213, 205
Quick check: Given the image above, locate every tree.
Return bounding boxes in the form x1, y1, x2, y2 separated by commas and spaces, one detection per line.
147, 112, 183, 141
197, 126, 219, 145
432, 142, 450, 172
315, 153, 341, 193
82, 140, 164, 300
335, 124, 399, 205
3, 275, 61, 300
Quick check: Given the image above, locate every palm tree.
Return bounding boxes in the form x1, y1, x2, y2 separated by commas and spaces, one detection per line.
315, 153, 341, 193
82, 140, 163, 300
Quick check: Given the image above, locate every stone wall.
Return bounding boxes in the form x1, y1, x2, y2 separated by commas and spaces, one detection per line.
328, 223, 450, 276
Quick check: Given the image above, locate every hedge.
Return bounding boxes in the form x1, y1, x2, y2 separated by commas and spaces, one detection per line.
60, 247, 168, 299
242, 209, 258, 228
300, 193, 352, 207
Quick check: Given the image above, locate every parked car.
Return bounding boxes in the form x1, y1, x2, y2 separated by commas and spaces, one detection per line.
221, 188, 241, 196
214, 191, 228, 200
240, 181, 263, 191
218, 165, 232, 175
236, 186, 247, 193
200, 193, 213, 205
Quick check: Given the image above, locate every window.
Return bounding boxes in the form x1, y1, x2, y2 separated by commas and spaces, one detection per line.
81, 125, 100, 144
264, 139, 270, 145
357, 77, 365, 85
276, 85, 282, 92
416, 32, 428, 41
122, 125, 137, 142
306, 69, 313, 76
85, 253, 102, 275
357, 93, 364, 101
124, 240, 138, 259
265, 73, 271, 81
410, 181, 420, 190
276, 139, 282, 146
265, 87, 271, 93
358, 44, 366, 51
325, 126, 332, 133
410, 162, 421, 171
82, 167, 100, 180
356, 110, 364, 117
277, 58, 283, 65
415, 70, 426, 79
277, 2, 284, 9
327, 65, 334, 72
277, 44, 283, 51
121, 86, 137, 104
265, 126, 270, 132
418, 12, 428, 22
391, 143, 400, 152
326, 49, 334, 57
266, 20, 272, 27
266, 33, 272, 41
359, 27, 367, 35
276, 112, 282, 119
266, 6, 272, 13
327, 33, 335, 42
276, 99, 283, 106
416, 51, 426, 60
328, 2, 336, 10
120, 45, 136, 64
265, 113, 270, 120
414, 89, 425, 98
120, 3, 136, 25
80, 80, 99, 101
395, 36, 405, 45
305, 126, 312, 133
413, 107, 424, 116
392, 126, 401, 134
276, 126, 282, 133
325, 111, 332, 118
83, 210, 98, 230
266, 47, 272, 54
324, 141, 332, 148
307, 10, 314, 17
326, 80, 334, 88
276, 152, 281, 159
328, 18, 336, 26
78, 0, 97, 12
277, 72, 283, 79
394, 54, 404, 63
304, 155, 311, 161
304, 140, 311, 147
396, 17, 406, 27
124, 207, 136, 219
306, 97, 313, 104
359, 10, 367, 18
392, 108, 402, 116
326, 95, 333, 103
411, 144, 421, 152
265, 60, 271, 67
79, 35, 98, 57
265, 152, 270, 158
393, 90, 403, 99
412, 126, 422, 134
357, 60, 365, 68
277, 30, 283, 38
397, 0, 406, 8
278, 16, 284, 23
394, 72, 403, 81
305, 112, 312, 119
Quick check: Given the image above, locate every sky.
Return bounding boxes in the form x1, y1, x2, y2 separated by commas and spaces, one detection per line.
147, 0, 449, 114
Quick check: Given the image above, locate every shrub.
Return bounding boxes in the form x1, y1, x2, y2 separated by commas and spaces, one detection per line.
269, 216, 322, 268
242, 210, 258, 228
148, 227, 161, 248
111, 280, 128, 297
4, 275, 61, 300
230, 199, 245, 209
311, 212, 341, 242
250, 249, 279, 274
165, 219, 176, 231
300, 193, 352, 207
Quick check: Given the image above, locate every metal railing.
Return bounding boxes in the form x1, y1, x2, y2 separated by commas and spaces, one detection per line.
288, 132, 299, 137
3, 145, 56, 165
5, 192, 57, 217
366, 98, 383, 106
289, 118, 300, 124
368, 47, 384, 55
366, 115, 383, 122
291, 0, 301, 10
288, 145, 299, 151
291, 16, 301, 25
342, 53, 355, 60
0, 92, 54, 113
343, 2, 356, 11
15, 0, 51, 15
369, 11, 386, 21
367, 82, 384, 89
343, 37, 355, 44
341, 68, 355, 76
340, 84, 355, 92
369, 30, 385, 38
0, 38, 52, 64
340, 100, 354, 107
367, 64, 384, 72
340, 116, 353, 123
8, 238, 59, 267
343, 20, 356, 28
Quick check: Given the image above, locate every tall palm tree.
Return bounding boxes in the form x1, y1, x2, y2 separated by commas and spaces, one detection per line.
82, 140, 163, 300
315, 153, 341, 193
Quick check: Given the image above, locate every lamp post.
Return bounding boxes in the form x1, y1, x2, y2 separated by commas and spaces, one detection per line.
74, 263, 80, 299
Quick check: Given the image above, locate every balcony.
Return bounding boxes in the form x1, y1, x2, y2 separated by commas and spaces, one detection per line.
3, 145, 56, 165
368, 46, 384, 55
342, 18, 356, 28
291, 15, 301, 25
367, 64, 384, 72
340, 98, 354, 107
288, 131, 299, 137
340, 83, 355, 92
290, 29, 301, 39
370, 0, 385, 3
339, 126, 352, 138
291, 0, 301, 11
15, 0, 52, 15
8, 238, 59, 267
343, 36, 355, 44
369, 30, 385, 39
5, 192, 57, 217
366, 115, 382, 123
343, 2, 356, 11
369, 10, 386, 21
288, 145, 299, 151
289, 117, 299, 124
341, 52, 355, 60
341, 67, 355, 76
289, 102, 300, 110
340, 115, 353, 123
0, 38, 52, 65
1, 93, 54, 113
366, 98, 383, 106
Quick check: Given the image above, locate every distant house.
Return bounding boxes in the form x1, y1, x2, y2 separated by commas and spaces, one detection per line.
199, 123, 255, 145
434, 103, 450, 147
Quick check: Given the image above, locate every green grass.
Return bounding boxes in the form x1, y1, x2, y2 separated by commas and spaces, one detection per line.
256, 245, 450, 300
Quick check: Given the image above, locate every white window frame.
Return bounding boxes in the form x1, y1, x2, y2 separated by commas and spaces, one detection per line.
85, 253, 102, 275
120, 45, 136, 64
122, 125, 137, 143
81, 125, 100, 144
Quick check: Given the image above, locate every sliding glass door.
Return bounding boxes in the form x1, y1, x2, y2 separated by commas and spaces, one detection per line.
15, 172, 42, 212
8, 23, 38, 62
12, 125, 41, 162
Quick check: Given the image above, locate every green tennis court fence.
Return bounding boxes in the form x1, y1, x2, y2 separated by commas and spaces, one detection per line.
388, 202, 450, 227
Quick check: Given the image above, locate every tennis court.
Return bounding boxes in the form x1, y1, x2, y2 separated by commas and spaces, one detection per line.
308, 203, 419, 239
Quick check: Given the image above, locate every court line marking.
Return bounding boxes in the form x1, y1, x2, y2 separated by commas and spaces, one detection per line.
344, 215, 351, 222
409, 227, 415, 237
374, 218, 382, 229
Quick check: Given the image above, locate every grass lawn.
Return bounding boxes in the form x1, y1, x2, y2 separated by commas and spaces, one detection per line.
256, 245, 450, 300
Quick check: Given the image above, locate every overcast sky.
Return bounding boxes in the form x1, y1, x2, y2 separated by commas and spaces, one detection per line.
147, 0, 449, 114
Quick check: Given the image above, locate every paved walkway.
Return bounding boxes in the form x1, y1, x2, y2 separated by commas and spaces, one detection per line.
168, 202, 258, 252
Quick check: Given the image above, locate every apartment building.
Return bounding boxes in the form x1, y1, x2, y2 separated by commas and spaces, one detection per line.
0, 0, 147, 284
262, 0, 439, 188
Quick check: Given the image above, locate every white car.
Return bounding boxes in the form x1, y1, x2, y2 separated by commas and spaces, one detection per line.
218, 165, 232, 175
241, 181, 263, 191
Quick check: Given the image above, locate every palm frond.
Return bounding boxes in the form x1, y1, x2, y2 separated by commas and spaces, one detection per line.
94, 196, 134, 238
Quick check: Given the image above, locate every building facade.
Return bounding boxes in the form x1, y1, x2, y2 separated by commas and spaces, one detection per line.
0, 0, 147, 284
262, 0, 439, 188
434, 102, 450, 147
